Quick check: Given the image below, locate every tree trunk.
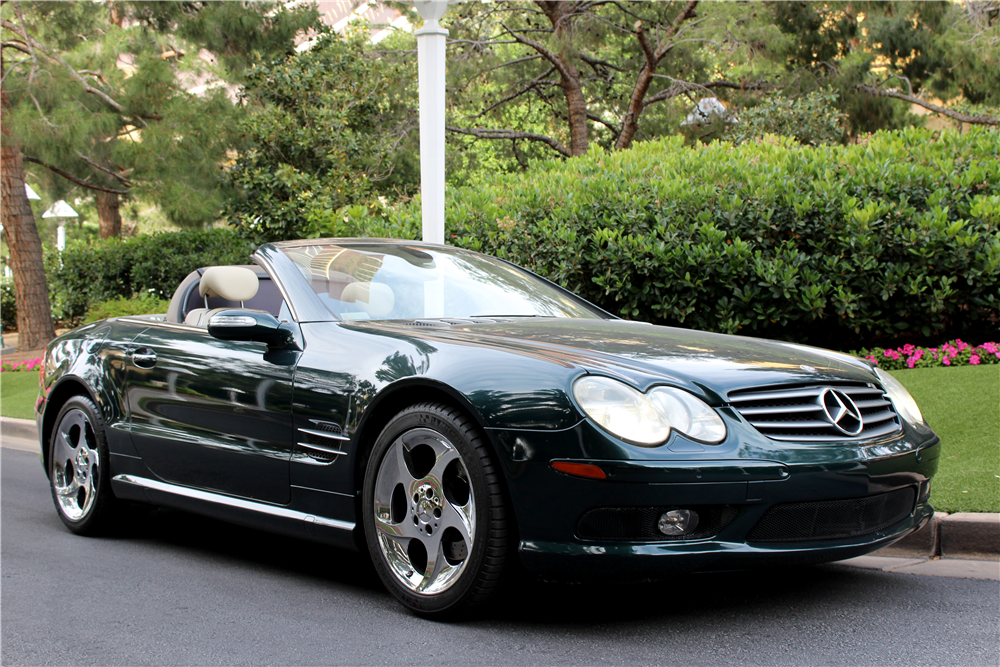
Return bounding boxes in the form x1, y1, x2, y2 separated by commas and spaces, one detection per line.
538, 1, 589, 156
561, 62, 589, 156
96, 190, 122, 238
1, 89, 57, 351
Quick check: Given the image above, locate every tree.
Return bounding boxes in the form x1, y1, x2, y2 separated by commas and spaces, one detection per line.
1, 0, 318, 348
442, 1, 997, 167
224, 29, 418, 243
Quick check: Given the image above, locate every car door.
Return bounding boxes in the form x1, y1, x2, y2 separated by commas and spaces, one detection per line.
125, 322, 298, 504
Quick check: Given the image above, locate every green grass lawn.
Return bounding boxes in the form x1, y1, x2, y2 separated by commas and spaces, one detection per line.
889, 365, 999, 514
1, 372, 39, 420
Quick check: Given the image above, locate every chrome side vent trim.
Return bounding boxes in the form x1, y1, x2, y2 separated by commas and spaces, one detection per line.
297, 420, 349, 462
729, 383, 901, 442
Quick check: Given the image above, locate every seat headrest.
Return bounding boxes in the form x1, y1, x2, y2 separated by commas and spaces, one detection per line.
199, 266, 260, 302
341, 282, 395, 318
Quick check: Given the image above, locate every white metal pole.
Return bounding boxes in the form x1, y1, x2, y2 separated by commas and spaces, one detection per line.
415, 1, 449, 245
57, 222, 66, 252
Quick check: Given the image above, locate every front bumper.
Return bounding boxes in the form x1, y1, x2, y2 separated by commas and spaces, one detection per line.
489, 419, 939, 578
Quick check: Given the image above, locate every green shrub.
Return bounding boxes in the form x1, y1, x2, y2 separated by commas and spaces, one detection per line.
1, 279, 16, 330
324, 126, 999, 349
83, 293, 171, 324
47, 228, 255, 323
725, 90, 847, 147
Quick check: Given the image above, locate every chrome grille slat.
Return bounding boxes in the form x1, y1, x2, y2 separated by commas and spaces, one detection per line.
736, 405, 824, 416
750, 420, 835, 429
861, 410, 897, 424
729, 383, 902, 442
729, 388, 823, 403
853, 398, 892, 409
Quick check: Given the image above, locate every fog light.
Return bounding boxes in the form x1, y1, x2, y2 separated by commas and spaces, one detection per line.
658, 509, 699, 536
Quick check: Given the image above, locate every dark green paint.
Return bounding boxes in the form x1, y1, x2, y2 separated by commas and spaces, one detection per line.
34, 240, 939, 575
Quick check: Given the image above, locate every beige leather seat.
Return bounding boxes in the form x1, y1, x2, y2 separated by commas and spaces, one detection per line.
183, 266, 260, 327
341, 282, 395, 319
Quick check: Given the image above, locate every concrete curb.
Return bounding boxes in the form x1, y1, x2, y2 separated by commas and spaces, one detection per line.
1, 416, 38, 442
1, 416, 997, 558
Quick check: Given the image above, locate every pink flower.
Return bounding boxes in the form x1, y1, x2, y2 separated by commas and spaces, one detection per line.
970, 355, 980, 365
981, 342, 998, 354
942, 357, 951, 366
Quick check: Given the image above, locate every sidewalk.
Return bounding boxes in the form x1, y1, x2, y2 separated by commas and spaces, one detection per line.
2, 415, 998, 573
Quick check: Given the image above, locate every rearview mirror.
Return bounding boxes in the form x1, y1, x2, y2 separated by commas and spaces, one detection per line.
208, 310, 293, 349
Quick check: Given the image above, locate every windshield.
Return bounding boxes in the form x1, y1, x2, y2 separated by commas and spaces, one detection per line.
276, 243, 603, 322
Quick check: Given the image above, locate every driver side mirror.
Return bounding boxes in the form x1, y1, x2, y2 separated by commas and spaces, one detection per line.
208, 310, 293, 349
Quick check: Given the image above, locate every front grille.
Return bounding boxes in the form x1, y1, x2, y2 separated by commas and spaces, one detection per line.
747, 487, 916, 543
577, 505, 739, 541
729, 383, 901, 441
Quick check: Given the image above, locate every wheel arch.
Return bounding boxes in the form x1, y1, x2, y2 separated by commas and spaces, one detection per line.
40, 376, 101, 475
351, 379, 518, 539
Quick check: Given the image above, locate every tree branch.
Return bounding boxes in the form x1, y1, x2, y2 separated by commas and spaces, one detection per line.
446, 125, 571, 157
22, 156, 129, 194
501, 22, 574, 83
615, 0, 699, 150
76, 152, 133, 187
587, 112, 620, 137
475, 65, 557, 118
1, 17, 135, 120
644, 78, 774, 107
855, 84, 998, 126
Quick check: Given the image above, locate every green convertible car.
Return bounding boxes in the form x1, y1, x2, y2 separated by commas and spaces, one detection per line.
36, 239, 939, 616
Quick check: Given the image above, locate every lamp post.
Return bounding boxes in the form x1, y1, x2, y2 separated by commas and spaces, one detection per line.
41, 200, 79, 254
414, 1, 449, 245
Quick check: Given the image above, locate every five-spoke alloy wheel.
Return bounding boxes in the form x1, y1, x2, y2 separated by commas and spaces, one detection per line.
49, 396, 118, 534
363, 403, 509, 617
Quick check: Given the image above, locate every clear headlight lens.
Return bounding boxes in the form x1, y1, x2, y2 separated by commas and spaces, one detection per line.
875, 368, 924, 426
572, 376, 726, 446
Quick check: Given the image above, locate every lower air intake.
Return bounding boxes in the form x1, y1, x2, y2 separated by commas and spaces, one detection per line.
747, 487, 916, 543
577, 506, 739, 541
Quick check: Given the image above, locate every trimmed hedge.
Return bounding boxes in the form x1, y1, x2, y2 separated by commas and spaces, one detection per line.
329, 127, 999, 349
47, 229, 255, 323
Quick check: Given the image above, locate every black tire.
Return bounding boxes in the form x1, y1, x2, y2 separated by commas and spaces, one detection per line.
48, 395, 119, 535
362, 402, 510, 618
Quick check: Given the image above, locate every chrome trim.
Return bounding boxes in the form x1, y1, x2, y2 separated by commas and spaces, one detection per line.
729, 383, 902, 442
296, 441, 347, 456
112, 474, 354, 531
298, 427, 350, 442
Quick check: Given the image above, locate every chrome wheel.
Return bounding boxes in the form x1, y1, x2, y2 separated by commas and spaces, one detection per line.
51, 407, 101, 522
373, 427, 475, 595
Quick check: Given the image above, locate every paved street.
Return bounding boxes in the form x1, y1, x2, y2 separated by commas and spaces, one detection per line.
3, 446, 997, 667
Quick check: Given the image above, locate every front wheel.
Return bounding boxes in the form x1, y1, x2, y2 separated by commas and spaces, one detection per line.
362, 403, 510, 617
48, 395, 119, 535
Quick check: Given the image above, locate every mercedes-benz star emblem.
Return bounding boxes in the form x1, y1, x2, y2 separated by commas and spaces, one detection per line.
819, 388, 863, 436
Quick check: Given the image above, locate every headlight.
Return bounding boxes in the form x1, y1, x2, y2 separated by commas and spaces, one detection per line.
874, 368, 924, 426
572, 376, 726, 446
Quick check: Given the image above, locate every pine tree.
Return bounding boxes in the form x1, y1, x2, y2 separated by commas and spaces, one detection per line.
0, 0, 319, 349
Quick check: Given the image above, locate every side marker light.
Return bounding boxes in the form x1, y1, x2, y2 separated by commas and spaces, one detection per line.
551, 461, 607, 480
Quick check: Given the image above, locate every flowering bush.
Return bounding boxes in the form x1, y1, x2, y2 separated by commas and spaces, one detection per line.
1, 357, 42, 373
853, 341, 1000, 370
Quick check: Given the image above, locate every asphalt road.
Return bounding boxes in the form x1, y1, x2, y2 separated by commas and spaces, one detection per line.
3, 447, 997, 667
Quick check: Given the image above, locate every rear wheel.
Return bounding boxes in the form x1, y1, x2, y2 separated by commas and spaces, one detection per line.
48, 395, 119, 535
362, 403, 510, 617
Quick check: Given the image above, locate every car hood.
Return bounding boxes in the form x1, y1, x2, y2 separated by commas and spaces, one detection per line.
367, 318, 877, 403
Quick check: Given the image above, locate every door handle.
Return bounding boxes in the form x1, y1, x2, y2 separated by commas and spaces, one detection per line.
131, 347, 157, 369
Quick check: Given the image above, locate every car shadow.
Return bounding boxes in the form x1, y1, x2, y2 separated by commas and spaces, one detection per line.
100, 505, 897, 626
